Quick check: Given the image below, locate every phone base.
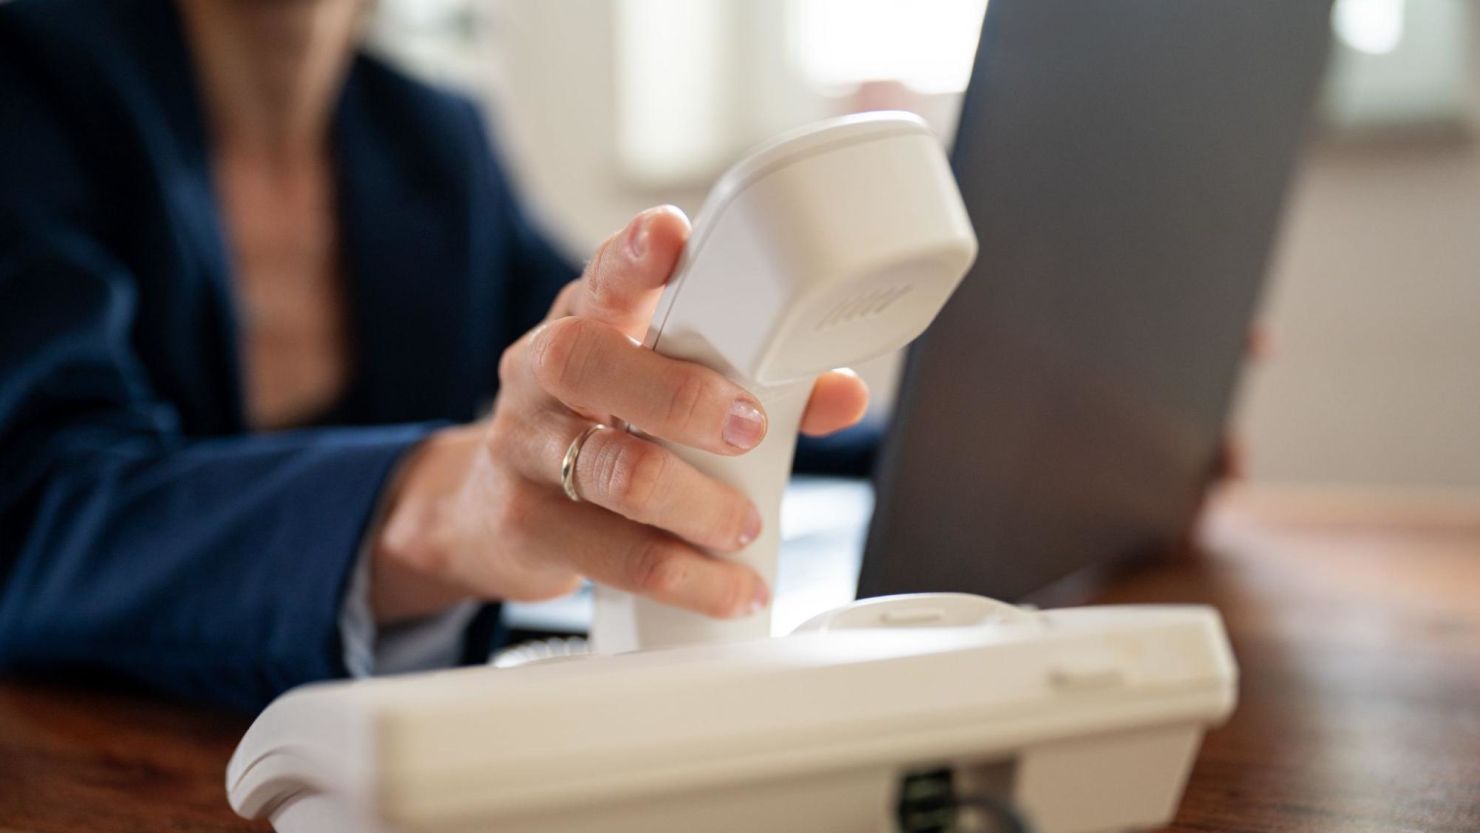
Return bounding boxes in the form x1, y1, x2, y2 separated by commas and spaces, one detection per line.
229, 596, 1235, 833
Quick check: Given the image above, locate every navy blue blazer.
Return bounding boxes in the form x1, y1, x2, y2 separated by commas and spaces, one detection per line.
0, 0, 578, 711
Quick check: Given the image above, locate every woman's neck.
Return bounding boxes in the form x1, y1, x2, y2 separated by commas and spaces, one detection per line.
177, 0, 364, 169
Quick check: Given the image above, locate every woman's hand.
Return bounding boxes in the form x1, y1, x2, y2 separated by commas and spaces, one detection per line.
370, 207, 870, 624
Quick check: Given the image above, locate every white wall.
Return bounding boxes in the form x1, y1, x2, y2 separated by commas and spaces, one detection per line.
1237, 139, 1480, 491
476, 0, 708, 253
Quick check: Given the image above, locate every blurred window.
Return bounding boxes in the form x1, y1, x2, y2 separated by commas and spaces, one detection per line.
1334, 0, 1407, 55
1325, 0, 1473, 136
613, 0, 987, 187
365, 0, 487, 92
789, 0, 987, 95
367, 0, 1474, 191
614, 0, 738, 188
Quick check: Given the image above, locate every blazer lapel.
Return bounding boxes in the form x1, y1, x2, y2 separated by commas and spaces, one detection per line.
331, 65, 480, 424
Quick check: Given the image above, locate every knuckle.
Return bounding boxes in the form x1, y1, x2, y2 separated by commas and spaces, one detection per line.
717, 496, 752, 548
490, 481, 537, 539
529, 317, 595, 396
715, 570, 751, 618
484, 416, 517, 460
631, 540, 686, 597
583, 245, 620, 307
497, 339, 525, 387
663, 369, 714, 437
395, 525, 452, 578
550, 279, 582, 317
601, 437, 668, 510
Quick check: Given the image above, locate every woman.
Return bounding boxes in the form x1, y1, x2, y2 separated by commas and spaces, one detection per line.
0, 0, 869, 710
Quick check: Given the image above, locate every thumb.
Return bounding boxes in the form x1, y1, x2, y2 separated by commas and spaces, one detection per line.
558, 205, 691, 341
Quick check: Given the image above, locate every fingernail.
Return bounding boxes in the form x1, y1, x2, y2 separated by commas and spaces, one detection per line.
626, 212, 650, 261
722, 398, 766, 450
738, 505, 762, 546
745, 583, 770, 616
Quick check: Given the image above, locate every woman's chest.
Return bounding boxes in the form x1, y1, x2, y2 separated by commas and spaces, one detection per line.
216, 156, 351, 430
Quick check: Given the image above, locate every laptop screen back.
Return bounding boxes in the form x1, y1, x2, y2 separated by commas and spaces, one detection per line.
858, 0, 1334, 601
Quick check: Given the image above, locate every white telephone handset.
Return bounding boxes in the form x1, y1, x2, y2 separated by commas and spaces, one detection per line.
592, 112, 977, 652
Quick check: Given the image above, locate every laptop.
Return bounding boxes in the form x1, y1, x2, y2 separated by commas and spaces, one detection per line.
505, 0, 1335, 636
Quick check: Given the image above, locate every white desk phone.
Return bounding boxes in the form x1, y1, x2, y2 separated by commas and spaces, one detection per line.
228, 113, 1237, 833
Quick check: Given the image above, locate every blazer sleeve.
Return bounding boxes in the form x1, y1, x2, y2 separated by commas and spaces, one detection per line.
0, 54, 437, 713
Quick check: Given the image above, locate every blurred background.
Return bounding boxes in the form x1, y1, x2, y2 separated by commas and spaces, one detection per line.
366, 0, 1480, 495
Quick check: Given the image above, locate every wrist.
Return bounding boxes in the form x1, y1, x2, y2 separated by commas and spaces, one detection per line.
371, 423, 484, 623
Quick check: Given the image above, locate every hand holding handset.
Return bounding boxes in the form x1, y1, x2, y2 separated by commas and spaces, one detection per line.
591, 112, 978, 653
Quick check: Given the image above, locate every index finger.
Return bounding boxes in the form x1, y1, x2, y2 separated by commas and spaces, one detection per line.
555, 205, 692, 341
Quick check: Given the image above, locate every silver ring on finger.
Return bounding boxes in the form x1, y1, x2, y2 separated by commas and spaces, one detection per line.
560, 422, 609, 503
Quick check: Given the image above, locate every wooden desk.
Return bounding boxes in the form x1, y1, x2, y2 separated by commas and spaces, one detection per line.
2, 487, 1477, 833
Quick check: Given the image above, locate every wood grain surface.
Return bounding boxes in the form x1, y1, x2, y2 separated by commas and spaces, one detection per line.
1, 486, 1477, 832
